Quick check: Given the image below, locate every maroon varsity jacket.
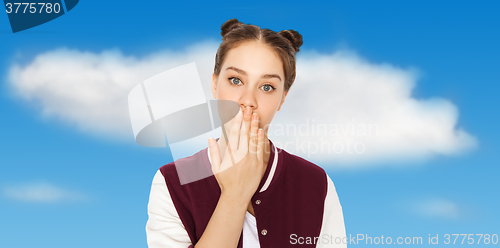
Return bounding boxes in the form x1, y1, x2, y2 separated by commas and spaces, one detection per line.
158, 139, 334, 247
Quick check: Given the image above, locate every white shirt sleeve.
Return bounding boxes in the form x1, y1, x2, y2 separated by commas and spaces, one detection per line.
146, 170, 193, 248
316, 174, 347, 248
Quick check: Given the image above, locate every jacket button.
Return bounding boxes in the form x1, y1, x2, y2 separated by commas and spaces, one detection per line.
261, 229, 267, 236
255, 199, 261, 205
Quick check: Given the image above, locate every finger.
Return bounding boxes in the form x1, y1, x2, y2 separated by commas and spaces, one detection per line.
221, 141, 238, 172
228, 109, 243, 153
244, 107, 253, 144
208, 138, 221, 174
239, 107, 252, 153
256, 128, 264, 167
249, 113, 259, 155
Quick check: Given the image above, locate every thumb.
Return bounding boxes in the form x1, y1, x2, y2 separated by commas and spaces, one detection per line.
208, 138, 222, 174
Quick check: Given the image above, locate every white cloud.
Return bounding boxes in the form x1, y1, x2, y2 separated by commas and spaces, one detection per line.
7, 41, 218, 141
2, 181, 88, 203
271, 50, 477, 167
408, 197, 462, 220
6, 41, 477, 167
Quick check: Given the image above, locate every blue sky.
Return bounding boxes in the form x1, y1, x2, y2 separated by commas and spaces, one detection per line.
0, 1, 499, 247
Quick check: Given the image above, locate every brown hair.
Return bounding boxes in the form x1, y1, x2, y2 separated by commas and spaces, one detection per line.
214, 19, 303, 92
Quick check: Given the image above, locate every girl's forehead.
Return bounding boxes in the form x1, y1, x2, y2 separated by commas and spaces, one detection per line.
222, 42, 284, 76
227, 41, 275, 56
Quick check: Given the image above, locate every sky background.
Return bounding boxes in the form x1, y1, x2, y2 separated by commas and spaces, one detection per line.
1, 0, 499, 247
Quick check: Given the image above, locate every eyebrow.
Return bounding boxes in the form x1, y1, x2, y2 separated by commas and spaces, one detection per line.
225, 66, 282, 82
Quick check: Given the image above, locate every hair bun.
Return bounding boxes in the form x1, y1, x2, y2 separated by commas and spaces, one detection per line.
278, 30, 303, 53
221, 18, 243, 38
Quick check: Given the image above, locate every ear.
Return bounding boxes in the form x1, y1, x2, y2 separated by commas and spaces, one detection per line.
277, 90, 288, 111
211, 73, 218, 99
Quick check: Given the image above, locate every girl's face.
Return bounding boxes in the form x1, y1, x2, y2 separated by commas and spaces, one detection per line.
212, 41, 288, 133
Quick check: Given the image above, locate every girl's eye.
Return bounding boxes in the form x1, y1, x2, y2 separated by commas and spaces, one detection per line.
261, 84, 276, 92
229, 77, 242, 85
229, 77, 276, 92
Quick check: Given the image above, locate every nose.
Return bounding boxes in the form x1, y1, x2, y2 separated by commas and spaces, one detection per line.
239, 88, 257, 111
